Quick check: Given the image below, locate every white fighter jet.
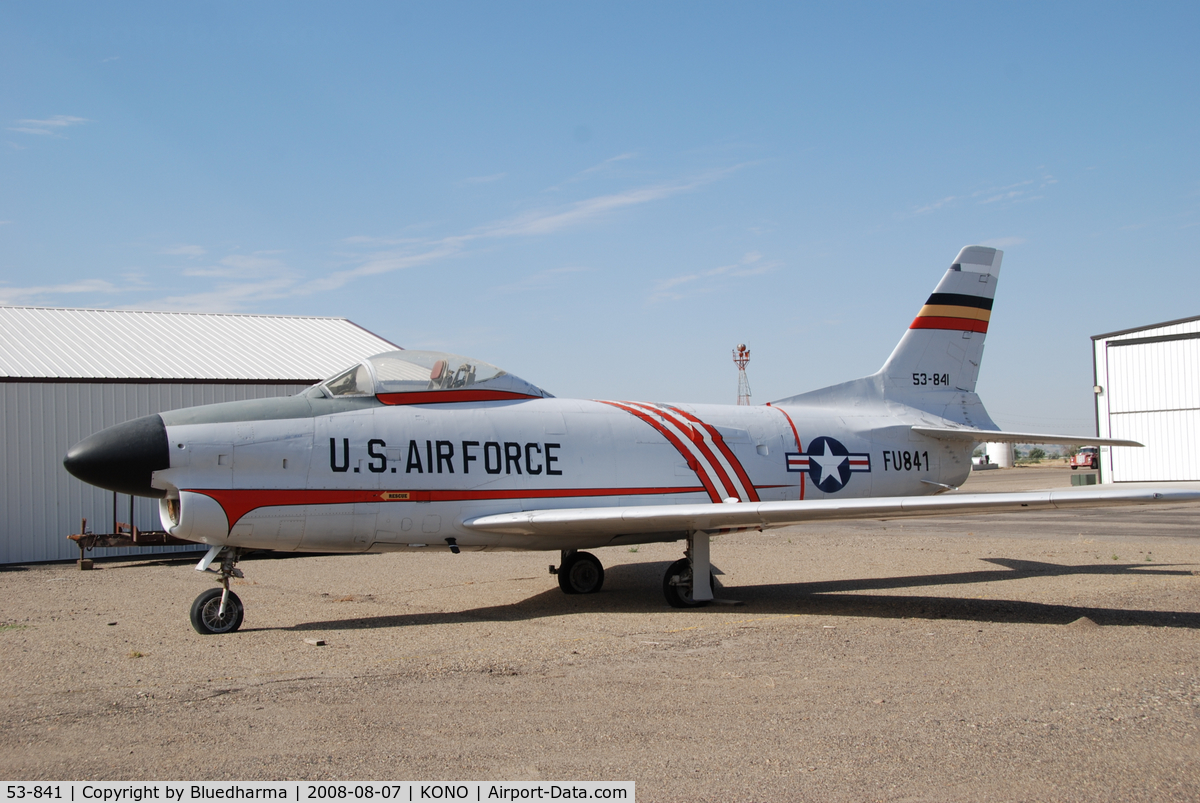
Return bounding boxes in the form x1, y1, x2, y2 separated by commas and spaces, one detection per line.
64, 246, 1194, 634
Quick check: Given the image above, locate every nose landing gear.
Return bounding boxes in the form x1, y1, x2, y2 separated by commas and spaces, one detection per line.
190, 546, 247, 634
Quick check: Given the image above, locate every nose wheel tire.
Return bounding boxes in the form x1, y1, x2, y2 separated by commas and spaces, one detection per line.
190, 587, 245, 634
663, 557, 715, 608
557, 551, 605, 594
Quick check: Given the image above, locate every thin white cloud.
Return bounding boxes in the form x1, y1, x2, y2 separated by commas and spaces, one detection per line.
574, 152, 637, 179
979, 190, 1025, 205
974, 181, 1032, 206
12, 165, 745, 311
1, 246, 306, 311
913, 196, 959, 215
487, 168, 735, 238
301, 238, 469, 294
595, 152, 635, 167
8, 115, 89, 138
132, 277, 298, 313
649, 251, 779, 302
979, 237, 1027, 248
313, 166, 745, 294
0, 278, 121, 305
139, 255, 299, 311
546, 153, 638, 191
975, 179, 1034, 206
182, 253, 290, 278
730, 263, 775, 278
222, 254, 285, 270
160, 244, 207, 258
0, 220, 12, 226
912, 177, 1045, 215
991, 179, 1034, 192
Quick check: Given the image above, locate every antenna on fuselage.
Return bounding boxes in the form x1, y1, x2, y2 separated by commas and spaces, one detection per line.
733, 344, 751, 406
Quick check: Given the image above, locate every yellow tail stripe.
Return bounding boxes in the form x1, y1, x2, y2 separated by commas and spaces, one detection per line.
915, 304, 991, 322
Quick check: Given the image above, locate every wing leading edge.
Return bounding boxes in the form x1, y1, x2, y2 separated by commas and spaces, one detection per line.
463, 487, 1200, 539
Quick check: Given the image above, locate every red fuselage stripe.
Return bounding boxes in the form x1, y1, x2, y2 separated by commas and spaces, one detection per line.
625, 402, 743, 501
662, 404, 761, 502
768, 404, 805, 501
191, 485, 709, 529
909, 316, 989, 333
595, 400, 724, 502
376, 390, 542, 405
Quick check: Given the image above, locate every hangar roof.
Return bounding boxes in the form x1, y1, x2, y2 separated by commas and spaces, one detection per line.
0, 306, 399, 382
1092, 313, 1200, 343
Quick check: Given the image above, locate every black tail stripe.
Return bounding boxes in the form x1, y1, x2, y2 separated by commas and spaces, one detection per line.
924, 292, 994, 311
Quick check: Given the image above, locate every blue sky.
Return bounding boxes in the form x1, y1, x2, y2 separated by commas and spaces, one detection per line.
2, 2, 1197, 434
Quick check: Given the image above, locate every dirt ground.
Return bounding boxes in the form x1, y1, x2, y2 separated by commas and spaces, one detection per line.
2, 466, 1199, 801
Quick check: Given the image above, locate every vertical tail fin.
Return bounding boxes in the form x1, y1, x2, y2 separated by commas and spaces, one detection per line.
877, 245, 1002, 396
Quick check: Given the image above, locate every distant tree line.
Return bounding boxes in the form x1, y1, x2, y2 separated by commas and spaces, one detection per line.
973, 445, 1081, 464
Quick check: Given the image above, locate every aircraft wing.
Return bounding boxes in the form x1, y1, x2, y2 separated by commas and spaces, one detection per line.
463, 486, 1200, 539
911, 426, 1141, 448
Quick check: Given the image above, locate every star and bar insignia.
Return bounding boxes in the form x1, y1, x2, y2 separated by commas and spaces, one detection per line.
786, 436, 871, 493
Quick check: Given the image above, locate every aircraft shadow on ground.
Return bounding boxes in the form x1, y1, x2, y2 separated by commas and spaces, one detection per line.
99, 550, 366, 571
281, 557, 1200, 633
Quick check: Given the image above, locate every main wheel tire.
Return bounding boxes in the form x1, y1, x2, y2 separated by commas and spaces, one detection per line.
662, 557, 715, 608
557, 551, 605, 594
190, 588, 244, 634
1071, 465, 1078, 470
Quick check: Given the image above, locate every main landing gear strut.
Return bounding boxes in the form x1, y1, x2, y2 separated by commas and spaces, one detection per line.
551, 532, 718, 607
663, 531, 716, 608
190, 546, 247, 635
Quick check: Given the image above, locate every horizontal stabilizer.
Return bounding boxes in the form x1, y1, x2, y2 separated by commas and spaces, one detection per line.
910, 426, 1142, 448
464, 486, 1197, 539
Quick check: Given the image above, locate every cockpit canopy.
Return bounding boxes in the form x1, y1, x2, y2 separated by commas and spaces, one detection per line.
318, 350, 552, 403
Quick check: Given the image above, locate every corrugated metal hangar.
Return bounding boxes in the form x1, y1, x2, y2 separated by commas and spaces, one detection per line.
0, 306, 398, 564
1093, 314, 1200, 482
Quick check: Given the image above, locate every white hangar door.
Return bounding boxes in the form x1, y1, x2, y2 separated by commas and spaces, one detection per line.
1104, 335, 1200, 481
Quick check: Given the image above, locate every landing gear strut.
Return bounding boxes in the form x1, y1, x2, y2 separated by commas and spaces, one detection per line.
190, 546, 246, 634
663, 532, 716, 608
552, 549, 605, 594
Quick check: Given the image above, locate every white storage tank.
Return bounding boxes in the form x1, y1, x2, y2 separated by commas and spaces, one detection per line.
984, 442, 1015, 468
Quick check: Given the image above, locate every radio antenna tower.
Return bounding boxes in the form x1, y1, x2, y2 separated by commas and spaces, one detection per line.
733, 344, 752, 405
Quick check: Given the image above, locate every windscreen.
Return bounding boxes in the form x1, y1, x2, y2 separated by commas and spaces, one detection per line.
322, 363, 373, 396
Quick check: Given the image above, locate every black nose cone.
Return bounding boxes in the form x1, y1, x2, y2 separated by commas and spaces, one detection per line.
64, 414, 171, 498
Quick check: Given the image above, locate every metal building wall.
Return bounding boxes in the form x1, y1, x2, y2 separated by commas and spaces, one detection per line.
1094, 317, 1200, 482
1, 381, 309, 564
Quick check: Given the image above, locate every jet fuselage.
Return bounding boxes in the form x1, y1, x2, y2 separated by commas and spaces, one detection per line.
149, 391, 974, 554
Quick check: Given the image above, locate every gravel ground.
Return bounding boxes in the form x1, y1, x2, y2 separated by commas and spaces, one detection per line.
2, 466, 1199, 801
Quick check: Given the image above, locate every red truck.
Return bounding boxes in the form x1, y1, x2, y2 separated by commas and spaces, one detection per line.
1070, 446, 1099, 470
